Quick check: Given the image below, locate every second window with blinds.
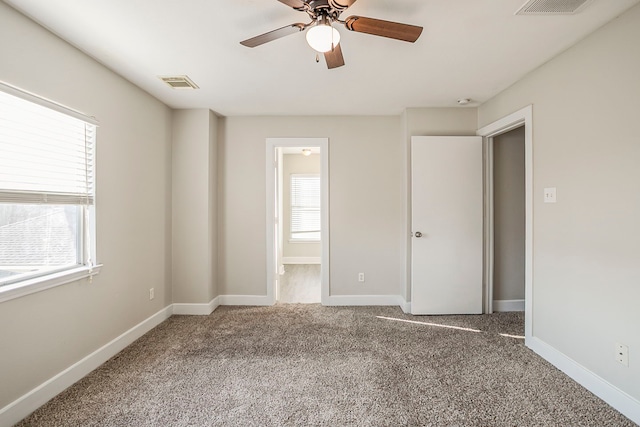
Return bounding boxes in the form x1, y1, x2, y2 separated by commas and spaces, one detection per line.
289, 174, 320, 242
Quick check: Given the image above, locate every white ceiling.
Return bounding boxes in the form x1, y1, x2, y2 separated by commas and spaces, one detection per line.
5, 0, 639, 116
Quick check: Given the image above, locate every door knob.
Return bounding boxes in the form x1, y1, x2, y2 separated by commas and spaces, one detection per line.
414, 231, 423, 238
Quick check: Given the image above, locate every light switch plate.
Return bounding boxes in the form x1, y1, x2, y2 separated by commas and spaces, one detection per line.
544, 187, 557, 203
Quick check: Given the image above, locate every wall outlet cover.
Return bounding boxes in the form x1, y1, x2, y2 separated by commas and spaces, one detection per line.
616, 343, 629, 366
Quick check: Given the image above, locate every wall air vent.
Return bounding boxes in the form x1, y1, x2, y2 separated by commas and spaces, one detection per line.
516, 0, 594, 15
159, 75, 199, 90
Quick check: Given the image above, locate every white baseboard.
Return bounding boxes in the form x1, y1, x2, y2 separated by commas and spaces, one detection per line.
493, 299, 525, 312
528, 337, 640, 425
219, 294, 274, 306
0, 305, 173, 427
282, 257, 321, 265
400, 299, 411, 314
323, 294, 404, 307
173, 296, 220, 315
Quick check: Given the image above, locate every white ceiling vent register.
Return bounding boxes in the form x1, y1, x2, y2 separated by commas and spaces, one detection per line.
516, 0, 594, 15
159, 75, 199, 90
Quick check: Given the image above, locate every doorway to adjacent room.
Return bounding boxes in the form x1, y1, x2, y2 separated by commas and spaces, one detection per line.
265, 138, 329, 305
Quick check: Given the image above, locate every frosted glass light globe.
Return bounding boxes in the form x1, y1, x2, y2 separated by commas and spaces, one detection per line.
306, 25, 341, 53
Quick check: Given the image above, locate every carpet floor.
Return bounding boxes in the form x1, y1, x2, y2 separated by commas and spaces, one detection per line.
279, 265, 321, 304
17, 305, 636, 426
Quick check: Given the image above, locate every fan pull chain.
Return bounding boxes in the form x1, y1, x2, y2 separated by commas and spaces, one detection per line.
316, 53, 319, 63
331, 24, 335, 51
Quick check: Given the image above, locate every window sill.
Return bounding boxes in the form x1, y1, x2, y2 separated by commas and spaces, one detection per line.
0, 264, 102, 304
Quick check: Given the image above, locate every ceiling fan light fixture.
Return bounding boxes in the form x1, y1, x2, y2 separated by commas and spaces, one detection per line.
306, 24, 341, 53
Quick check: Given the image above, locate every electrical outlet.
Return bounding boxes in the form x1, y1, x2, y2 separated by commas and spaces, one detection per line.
616, 343, 629, 366
149, 288, 155, 300
358, 273, 365, 282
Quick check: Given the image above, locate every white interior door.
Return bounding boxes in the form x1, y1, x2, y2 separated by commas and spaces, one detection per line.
411, 136, 483, 315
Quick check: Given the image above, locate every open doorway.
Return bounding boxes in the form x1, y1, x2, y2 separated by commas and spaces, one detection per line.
477, 105, 533, 343
279, 148, 321, 303
491, 126, 526, 312
265, 138, 329, 305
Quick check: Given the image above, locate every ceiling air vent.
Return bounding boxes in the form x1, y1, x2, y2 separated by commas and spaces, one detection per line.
516, 0, 594, 15
159, 75, 199, 90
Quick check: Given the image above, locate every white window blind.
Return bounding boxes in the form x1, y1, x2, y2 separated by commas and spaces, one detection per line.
0, 85, 96, 205
290, 174, 320, 241
0, 82, 98, 293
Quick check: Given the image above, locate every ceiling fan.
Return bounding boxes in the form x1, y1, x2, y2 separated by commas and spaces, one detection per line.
240, 0, 423, 69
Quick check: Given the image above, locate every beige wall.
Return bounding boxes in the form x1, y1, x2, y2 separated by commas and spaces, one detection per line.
0, 2, 172, 409
402, 108, 479, 301
172, 109, 218, 303
4, 0, 639, 418
493, 126, 525, 302
479, 3, 640, 401
218, 116, 404, 297
282, 153, 321, 260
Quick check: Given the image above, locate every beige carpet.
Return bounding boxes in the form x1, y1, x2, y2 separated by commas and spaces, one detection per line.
278, 264, 321, 304
17, 305, 636, 426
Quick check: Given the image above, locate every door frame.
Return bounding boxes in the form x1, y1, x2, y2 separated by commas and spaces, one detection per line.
265, 138, 330, 305
477, 105, 533, 343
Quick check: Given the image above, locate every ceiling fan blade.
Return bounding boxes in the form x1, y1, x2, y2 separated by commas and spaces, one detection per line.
344, 16, 423, 43
324, 43, 345, 69
277, 0, 306, 10
329, 0, 357, 10
240, 23, 306, 48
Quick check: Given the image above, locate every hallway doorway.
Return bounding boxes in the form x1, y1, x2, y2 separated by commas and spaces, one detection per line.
265, 138, 329, 305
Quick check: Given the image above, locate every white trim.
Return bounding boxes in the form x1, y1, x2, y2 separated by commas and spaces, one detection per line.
477, 105, 533, 342
400, 298, 411, 314
477, 106, 532, 137
492, 299, 525, 312
0, 80, 99, 125
282, 257, 321, 265
0, 305, 172, 427
266, 138, 330, 306
484, 139, 494, 313
529, 337, 640, 425
0, 264, 103, 304
172, 296, 220, 315
218, 294, 274, 306
324, 294, 405, 307
215, 294, 405, 308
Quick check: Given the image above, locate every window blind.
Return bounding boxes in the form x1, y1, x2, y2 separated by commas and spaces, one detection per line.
0, 85, 96, 205
291, 174, 320, 238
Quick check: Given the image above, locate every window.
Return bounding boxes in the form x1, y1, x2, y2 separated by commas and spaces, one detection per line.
290, 174, 320, 241
0, 82, 98, 299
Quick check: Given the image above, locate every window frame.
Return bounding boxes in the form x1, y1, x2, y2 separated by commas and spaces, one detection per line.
289, 173, 321, 243
0, 82, 101, 303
